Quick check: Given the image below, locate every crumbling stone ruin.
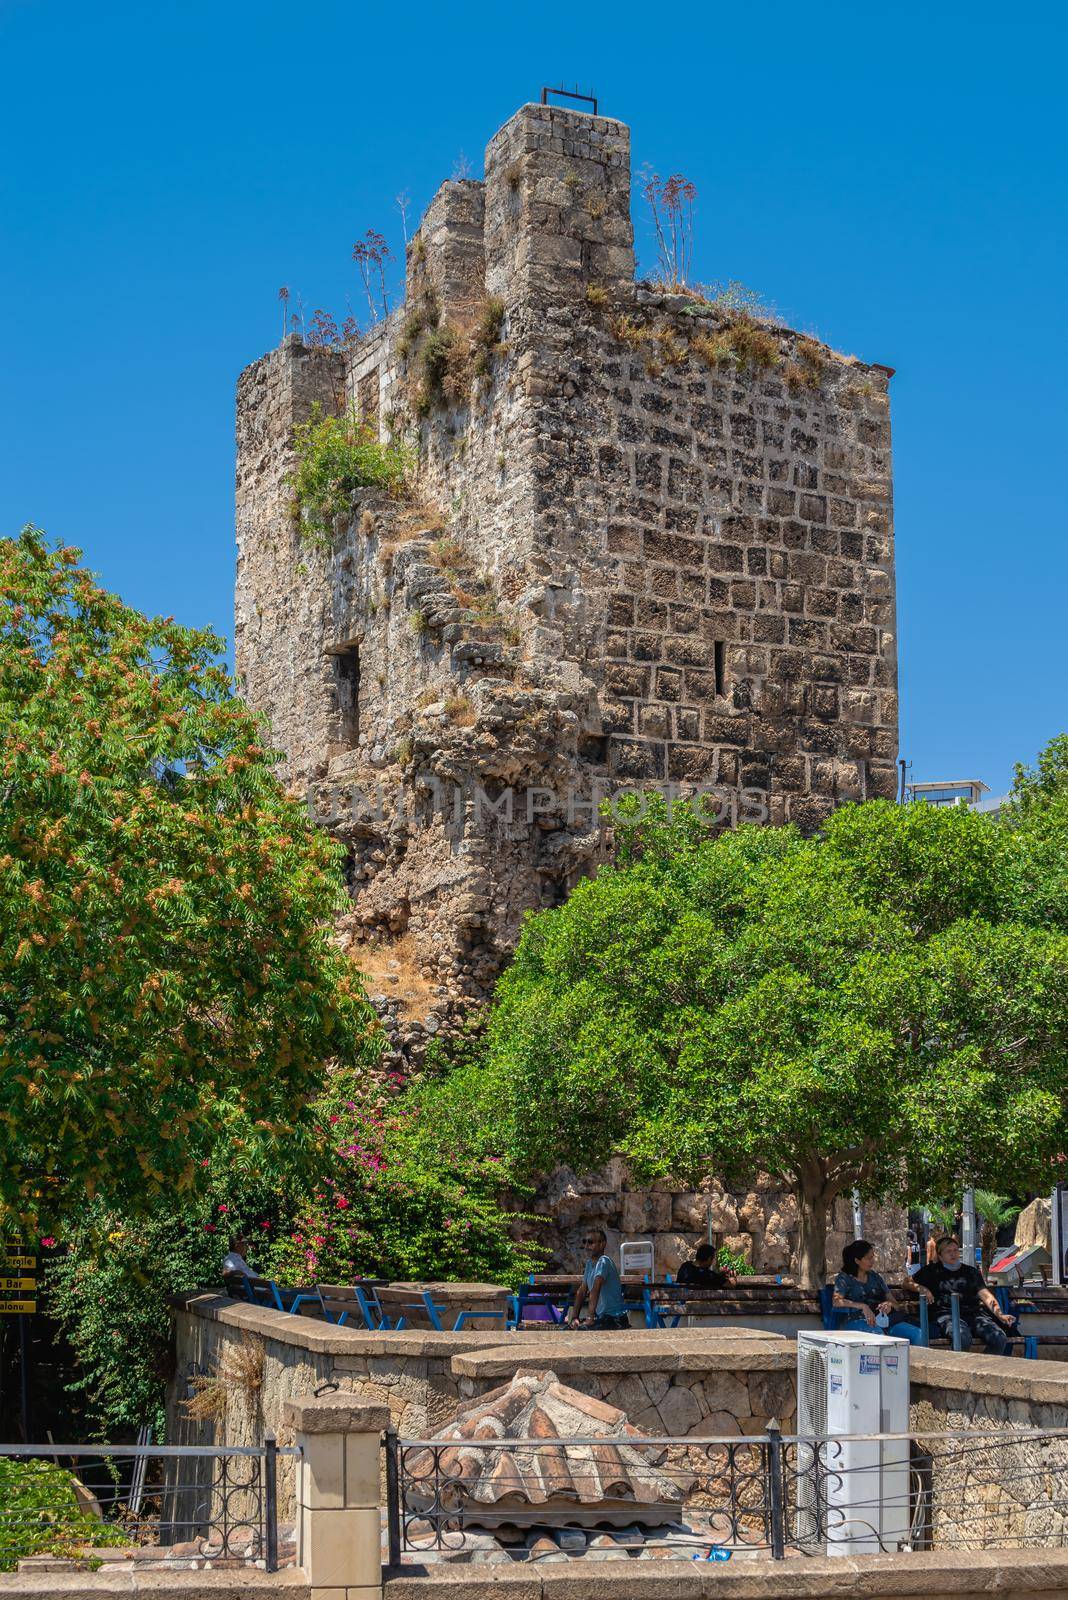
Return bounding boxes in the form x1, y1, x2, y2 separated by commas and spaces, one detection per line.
235, 101, 900, 1273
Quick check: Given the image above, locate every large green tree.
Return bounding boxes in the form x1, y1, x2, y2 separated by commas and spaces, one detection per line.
0, 528, 378, 1236
451, 792, 1068, 1285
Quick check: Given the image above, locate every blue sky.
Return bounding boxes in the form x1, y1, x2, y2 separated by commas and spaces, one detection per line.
2, 0, 1065, 797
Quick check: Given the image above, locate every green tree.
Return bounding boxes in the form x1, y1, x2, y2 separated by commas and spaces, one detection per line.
1001, 733, 1068, 930
973, 1190, 1022, 1269
459, 796, 1068, 1286
0, 528, 378, 1236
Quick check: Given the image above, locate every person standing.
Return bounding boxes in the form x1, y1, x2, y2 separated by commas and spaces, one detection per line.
915, 1235, 1018, 1354
567, 1227, 630, 1330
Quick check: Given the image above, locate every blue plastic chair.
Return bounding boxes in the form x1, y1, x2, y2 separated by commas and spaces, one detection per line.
818, 1285, 850, 1331
993, 1286, 1038, 1359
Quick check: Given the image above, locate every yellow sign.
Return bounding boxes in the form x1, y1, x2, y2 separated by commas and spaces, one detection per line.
0, 1300, 36, 1314
0, 1277, 36, 1292
3, 1255, 35, 1269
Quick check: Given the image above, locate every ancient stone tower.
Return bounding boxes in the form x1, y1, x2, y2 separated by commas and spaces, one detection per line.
235, 99, 897, 1028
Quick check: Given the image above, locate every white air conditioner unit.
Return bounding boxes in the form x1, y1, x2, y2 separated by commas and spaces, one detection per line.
619, 1239, 654, 1278
795, 1330, 910, 1557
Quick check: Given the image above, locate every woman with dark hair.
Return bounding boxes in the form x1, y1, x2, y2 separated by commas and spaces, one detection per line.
832, 1239, 924, 1345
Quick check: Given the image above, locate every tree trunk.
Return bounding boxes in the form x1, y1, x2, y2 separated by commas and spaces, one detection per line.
796, 1180, 831, 1290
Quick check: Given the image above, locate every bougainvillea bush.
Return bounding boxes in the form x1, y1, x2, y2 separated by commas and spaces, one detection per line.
45, 1070, 543, 1438
263, 1069, 544, 1286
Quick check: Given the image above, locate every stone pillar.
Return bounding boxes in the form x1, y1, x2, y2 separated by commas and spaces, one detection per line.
483, 101, 634, 306
406, 179, 486, 320
282, 1394, 389, 1600
235, 334, 344, 786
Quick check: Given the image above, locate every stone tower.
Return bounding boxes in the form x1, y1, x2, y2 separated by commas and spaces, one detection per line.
235, 98, 896, 1022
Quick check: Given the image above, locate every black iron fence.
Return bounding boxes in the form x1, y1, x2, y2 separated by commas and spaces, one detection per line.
0, 1439, 298, 1570
385, 1425, 1068, 1563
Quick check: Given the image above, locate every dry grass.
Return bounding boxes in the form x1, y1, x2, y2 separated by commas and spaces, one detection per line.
429, 534, 468, 572
444, 692, 476, 727
585, 191, 608, 220
217, 1334, 265, 1396
391, 501, 448, 540
359, 509, 375, 538
585, 282, 609, 309
609, 313, 649, 348
692, 313, 780, 372
356, 932, 439, 1019
797, 336, 827, 369
182, 1376, 227, 1423
656, 327, 687, 368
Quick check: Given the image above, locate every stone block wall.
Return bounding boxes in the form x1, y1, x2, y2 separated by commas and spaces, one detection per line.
452, 1333, 797, 1439
234, 100, 899, 1272
531, 1160, 906, 1279
236, 98, 897, 991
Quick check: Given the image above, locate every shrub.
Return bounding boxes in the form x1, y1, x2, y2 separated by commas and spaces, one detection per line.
291, 405, 412, 543
266, 1072, 544, 1287
415, 325, 470, 413
585, 283, 609, 309
0, 1459, 129, 1571
45, 1173, 291, 1439
718, 1244, 755, 1277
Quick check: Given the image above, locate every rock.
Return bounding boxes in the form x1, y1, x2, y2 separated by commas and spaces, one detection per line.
656, 1383, 703, 1436
1016, 1196, 1051, 1253
695, 1372, 750, 1419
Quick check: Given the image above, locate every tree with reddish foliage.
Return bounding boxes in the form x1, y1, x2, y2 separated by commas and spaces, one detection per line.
0, 527, 379, 1238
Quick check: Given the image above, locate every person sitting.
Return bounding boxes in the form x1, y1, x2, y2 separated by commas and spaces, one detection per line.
677, 1242, 734, 1290
914, 1235, 1018, 1355
221, 1232, 267, 1291
566, 1227, 630, 1330
833, 1239, 924, 1345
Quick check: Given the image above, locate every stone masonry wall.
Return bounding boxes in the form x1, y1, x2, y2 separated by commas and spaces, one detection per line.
532, 1161, 906, 1279
234, 100, 900, 1273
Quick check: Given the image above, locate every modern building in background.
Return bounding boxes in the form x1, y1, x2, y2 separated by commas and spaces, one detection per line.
906, 778, 1006, 815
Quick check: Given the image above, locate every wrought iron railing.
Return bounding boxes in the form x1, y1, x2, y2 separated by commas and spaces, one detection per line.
0, 1439, 298, 1570
385, 1425, 1068, 1563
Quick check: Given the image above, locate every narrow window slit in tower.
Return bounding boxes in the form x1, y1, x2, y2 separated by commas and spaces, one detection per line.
714, 640, 726, 699
334, 643, 361, 745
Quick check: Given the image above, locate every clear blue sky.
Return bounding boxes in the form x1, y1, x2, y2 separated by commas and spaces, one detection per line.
3, 0, 1065, 797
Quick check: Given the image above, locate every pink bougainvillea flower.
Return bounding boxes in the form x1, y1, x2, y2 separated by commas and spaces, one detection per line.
218, 1204, 228, 1213
40, 1236, 56, 1248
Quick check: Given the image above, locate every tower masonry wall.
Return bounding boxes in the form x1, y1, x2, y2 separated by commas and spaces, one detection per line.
234, 101, 901, 1274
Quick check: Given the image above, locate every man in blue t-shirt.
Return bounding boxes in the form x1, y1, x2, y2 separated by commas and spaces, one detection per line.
567, 1227, 630, 1330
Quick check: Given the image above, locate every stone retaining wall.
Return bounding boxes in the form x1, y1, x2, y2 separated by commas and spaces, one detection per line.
452, 1331, 796, 1437
908, 1349, 1068, 1548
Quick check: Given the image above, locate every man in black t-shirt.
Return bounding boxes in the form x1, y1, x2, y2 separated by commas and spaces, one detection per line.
676, 1242, 733, 1290
915, 1235, 1018, 1355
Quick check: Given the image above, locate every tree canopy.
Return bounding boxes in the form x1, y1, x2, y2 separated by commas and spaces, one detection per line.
0, 528, 378, 1236
445, 787, 1068, 1284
